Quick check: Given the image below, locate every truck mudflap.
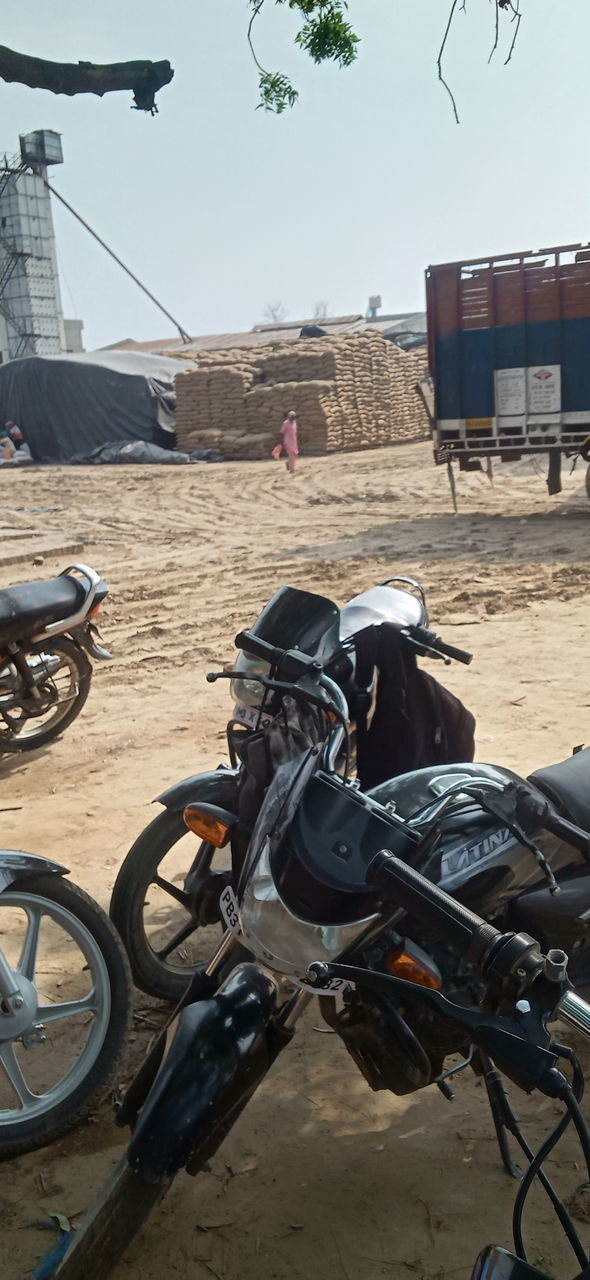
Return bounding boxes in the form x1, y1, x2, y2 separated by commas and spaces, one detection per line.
127, 964, 279, 1183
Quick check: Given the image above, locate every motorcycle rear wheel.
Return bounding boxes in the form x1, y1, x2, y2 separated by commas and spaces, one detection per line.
0, 637, 91, 752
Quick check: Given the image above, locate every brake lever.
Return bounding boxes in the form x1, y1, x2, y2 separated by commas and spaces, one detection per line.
306, 961, 568, 1099
462, 785, 559, 894
206, 669, 340, 719
400, 629, 450, 664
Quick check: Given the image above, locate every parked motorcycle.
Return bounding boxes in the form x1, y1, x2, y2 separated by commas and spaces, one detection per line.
54, 641, 590, 1278
0, 562, 110, 752
0, 848, 131, 1159
111, 577, 476, 999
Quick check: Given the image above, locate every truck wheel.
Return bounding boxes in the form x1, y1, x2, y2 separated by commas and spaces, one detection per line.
585, 463, 590, 502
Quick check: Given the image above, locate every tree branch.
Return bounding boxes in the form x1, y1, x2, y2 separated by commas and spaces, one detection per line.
0, 45, 173, 113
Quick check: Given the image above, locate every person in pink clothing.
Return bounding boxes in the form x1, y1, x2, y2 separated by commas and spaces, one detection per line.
280, 410, 299, 473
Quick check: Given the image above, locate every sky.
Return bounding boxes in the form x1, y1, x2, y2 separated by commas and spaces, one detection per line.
3, 1, 589, 350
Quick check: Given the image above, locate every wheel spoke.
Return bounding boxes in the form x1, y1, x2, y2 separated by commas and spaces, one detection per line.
37, 991, 98, 1023
155, 919, 198, 961
0, 1042, 38, 1108
153, 875, 192, 908
17, 906, 43, 980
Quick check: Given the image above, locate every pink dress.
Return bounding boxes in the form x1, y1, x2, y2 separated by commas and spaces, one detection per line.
281, 418, 299, 456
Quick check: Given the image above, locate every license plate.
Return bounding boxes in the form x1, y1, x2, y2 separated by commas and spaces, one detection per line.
219, 885, 241, 934
233, 704, 273, 730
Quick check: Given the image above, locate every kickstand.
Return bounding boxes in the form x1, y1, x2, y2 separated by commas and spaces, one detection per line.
475, 1049, 522, 1179
447, 460, 458, 513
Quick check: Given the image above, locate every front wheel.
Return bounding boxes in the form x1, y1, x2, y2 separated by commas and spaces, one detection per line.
110, 808, 231, 1001
0, 874, 131, 1159
55, 1158, 170, 1280
0, 636, 92, 752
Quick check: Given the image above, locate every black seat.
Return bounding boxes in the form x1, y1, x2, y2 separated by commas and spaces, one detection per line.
529, 746, 590, 833
0, 576, 87, 644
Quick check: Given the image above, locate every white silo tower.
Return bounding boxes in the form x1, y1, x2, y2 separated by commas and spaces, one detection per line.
0, 131, 71, 362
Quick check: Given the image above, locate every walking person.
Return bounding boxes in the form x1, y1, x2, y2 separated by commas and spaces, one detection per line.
280, 409, 299, 474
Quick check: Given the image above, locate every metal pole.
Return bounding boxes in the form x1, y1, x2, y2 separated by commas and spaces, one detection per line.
43, 177, 192, 345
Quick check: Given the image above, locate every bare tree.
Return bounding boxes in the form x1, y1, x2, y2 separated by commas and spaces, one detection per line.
263, 301, 288, 324
312, 300, 330, 320
0, 45, 173, 113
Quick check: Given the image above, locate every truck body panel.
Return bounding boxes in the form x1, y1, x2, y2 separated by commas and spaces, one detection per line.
426, 245, 590, 462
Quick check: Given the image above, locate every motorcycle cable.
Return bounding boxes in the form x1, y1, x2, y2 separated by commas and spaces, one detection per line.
512, 1063, 590, 1269
405, 781, 560, 894
307, 957, 590, 1272
479, 1050, 588, 1266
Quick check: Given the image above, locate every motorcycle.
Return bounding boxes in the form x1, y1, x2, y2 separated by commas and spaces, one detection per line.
0, 562, 110, 752
53, 640, 590, 1278
110, 576, 476, 999
0, 848, 131, 1159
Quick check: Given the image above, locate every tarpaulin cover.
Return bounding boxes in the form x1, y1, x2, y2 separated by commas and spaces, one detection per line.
69, 440, 221, 465
0, 350, 197, 463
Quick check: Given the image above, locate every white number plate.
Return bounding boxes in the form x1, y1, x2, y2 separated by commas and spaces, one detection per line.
233, 704, 273, 731
291, 975, 349, 997
219, 885, 241, 934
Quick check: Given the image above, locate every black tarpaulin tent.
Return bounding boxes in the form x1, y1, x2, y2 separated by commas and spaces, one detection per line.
0, 350, 196, 462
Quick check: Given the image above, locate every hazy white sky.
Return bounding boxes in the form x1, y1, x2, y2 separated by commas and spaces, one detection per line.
3, 2, 589, 349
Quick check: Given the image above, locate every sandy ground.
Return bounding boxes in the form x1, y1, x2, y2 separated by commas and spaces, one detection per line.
1, 441, 590, 1280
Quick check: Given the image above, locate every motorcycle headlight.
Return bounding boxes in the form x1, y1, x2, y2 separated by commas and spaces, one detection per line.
239, 837, 375, 979
230, 652, 270, 709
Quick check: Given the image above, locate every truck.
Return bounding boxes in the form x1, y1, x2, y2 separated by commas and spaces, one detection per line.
425, 243, 590, 499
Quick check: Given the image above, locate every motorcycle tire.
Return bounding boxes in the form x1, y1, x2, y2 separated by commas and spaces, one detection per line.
55, 1078, 261, 1277
0, 874, 131, 1159
110, 808, 224, 1002
54, 1157, 171, 1280
0, 636, 92, 752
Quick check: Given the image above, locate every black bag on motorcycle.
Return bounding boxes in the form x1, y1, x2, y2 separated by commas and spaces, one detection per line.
353, 622, 476, 790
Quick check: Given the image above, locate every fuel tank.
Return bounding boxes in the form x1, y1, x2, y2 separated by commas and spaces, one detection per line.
368, 763, 584, 921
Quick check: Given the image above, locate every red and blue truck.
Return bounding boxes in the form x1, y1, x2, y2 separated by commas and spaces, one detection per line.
426, 243, 590, 497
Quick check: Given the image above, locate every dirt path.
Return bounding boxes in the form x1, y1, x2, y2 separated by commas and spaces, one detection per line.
2, 443, 589, 1279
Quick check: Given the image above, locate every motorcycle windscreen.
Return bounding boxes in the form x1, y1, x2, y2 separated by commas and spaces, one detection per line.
247, 586, 340, 663
471, 1247, 553, 1280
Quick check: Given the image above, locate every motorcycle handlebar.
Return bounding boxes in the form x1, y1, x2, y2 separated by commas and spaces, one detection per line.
235, 629, 282, 665
406, 624, 473, 666
558, 988, 590, 1038
544, 809, 590, 857
366, 848, 501, 965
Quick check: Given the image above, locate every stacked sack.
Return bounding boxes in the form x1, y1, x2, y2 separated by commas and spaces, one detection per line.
173, 332, 429, 460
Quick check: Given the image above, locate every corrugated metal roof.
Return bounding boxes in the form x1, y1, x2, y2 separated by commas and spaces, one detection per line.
101, 314, 366, 356
99, 312, 426, 357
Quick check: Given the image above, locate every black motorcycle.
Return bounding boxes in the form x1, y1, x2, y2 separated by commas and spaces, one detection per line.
111, 578, 590, 1012
0, 563, 110, 752
111, 577, 476, 998
54, 639, 590, 1278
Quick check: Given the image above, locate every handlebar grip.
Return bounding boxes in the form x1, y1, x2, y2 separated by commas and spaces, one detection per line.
406, 625, 473, 666
431, 636, 473, 666
367, 849, 500, 963
544, 810, 590, 857
234, 629, 281, 664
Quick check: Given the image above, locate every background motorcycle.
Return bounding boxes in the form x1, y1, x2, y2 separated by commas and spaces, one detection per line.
0, 848, 131, 1158
110, 577, 475, 999
0, 562, 110, 753
53, 651, 590, 1278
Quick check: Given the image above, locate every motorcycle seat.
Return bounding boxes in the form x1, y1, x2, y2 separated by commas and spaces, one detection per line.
0, 576, 87, 644
528, 746, 590, 833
